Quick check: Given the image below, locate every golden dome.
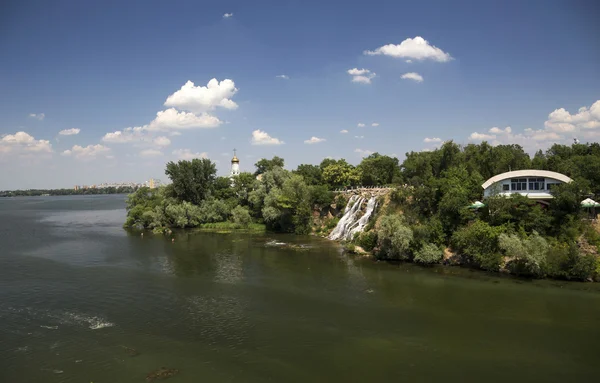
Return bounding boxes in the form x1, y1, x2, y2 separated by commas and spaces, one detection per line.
231, 155, 239, 163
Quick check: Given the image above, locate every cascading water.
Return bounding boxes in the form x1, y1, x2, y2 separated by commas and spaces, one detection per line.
347, 196, 377, 240
328, 195, 377, 241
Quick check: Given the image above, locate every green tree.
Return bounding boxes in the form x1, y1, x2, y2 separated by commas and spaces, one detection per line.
165, 158, 217, 205
413, 243, 443, 265
322, 160, 361, 188
294, 164, 322, 185
231, 205, 252, 227
376, 215, 413, 260
451, 220, 505, 271
254, 156, 285, 176
358, 153, 401, 186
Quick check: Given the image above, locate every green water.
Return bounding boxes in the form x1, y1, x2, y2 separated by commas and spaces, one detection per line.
1, 195, 599, 382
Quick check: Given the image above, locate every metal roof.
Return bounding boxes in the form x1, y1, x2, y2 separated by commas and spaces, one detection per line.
481, 170, 572, 189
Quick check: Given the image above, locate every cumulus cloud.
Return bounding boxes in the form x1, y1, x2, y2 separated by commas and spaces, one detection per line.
223, 13, 233, 18
340, 129, 349, 134
304, 136, 326, 144
102, 127, 146, 144
468, 126, 562, 149
147, 108, 222, 131
276, 75, 289, 79
0, 131, 52, 155
401, 72, 424, 82
355, 148, 373, 157
173, 149, 208, 160
489, 126, 512, 134
357, 123, 366, 127
139, 149, 163, 157
58, 128, 80, 136
164, 79, 238, 114
29, 113, 45, 120
250, 130, 284, 145
354, 135, 364, 139
364, 36, 452, 62
469, 132, 497, 141
62, 144, 111, 160
544, 100, 600, 132
347, 68, 376, 84
153, 136, 171, 146
424, 137, 442, 143
371, 123, 379, 127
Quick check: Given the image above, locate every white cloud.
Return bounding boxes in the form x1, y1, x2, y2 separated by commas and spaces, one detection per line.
58, 128, 80, 136
489, 126, 512, 134
340, 129, 349, 134
304, 136, 326, 144
29, 113, 45, 120
276, 75, 289, 79
62, 144, 111, 160
354, 135, 364, 139
424, 137, 442, 143
223, 13, 233, 18
102, 127, 146, 144
364, 36, 452, 62
405, 59, 412, 63
250, 130, 284, 145
544, 100, 600, 133
173, 149, 208, 160
347, 68, 376, 84
153, 136, 171, 146
469, 132, 496, 141
164, 79, 238, 113
147, 108, 222, 131
371, 123, 379, 127
355, 148, 373, 157
0, 131, 52, 155
357, 123, 366, 127
140, 149, 163, 157
401, 72, 424, 82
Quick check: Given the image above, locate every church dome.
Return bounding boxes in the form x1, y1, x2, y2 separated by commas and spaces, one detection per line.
231, 155, 240, 163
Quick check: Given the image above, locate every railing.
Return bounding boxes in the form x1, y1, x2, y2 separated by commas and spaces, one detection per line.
331, 186, 395, 193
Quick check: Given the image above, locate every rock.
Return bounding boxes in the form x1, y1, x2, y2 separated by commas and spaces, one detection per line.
146, 367, 179, 382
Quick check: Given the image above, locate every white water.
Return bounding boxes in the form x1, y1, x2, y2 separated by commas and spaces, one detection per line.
328, 195, 377, 241
347, 196, 377, 240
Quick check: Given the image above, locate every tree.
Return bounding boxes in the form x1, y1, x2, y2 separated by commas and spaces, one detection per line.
294, 164, 322, 185
357, 153, 401, 186
376, 215, 413, 260
254, 156, 285, 176
414, 243, 443, 265
322, 160, 361, 188
231, 205, 252, 227
165, 158, 217, 205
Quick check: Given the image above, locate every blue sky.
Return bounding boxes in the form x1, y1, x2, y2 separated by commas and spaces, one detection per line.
1, 0, 599, 189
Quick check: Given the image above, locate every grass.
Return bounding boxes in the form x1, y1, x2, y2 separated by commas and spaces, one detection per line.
197, 222, 267, 233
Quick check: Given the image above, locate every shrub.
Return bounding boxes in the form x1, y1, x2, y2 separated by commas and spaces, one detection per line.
499, 232, 548, 277
356, 230, 378, 251
376, 215, 413, 260
231, 205, 252, 228
199, 198, 230, 223
451, 220, 504, 271
545, 242, 597, 281
414, 243, 443, 265
344, 243, 357, 254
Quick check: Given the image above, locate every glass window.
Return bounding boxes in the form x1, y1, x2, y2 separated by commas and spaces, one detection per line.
502, 184, 510, 191
528, 177, 545, 191
511, 178, 527, 191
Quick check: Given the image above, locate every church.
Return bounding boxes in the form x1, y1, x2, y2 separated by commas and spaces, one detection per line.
230, 149, 240, 178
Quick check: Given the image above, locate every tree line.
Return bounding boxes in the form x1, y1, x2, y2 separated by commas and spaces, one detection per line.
125, 141, 600, 281
0, 186, 138, 197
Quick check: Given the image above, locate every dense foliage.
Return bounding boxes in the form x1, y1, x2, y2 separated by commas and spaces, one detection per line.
124, 141, 600, 281
367, 141, 600, 281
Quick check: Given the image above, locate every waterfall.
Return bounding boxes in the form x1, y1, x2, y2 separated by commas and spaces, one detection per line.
328, 195, 377, 241
347, 196, 377, 240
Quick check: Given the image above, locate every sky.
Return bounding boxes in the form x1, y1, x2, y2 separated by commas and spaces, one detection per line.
1, 0, 599, 189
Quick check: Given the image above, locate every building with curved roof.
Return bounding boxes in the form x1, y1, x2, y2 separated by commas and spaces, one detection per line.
482, 170, 572, 200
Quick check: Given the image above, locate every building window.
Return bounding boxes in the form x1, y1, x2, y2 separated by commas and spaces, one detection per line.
502, 184, 510, 191
510, 178, 527, 191
528, 177, 545, 191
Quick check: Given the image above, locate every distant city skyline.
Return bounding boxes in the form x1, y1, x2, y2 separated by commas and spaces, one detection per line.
1, 1, 599, 189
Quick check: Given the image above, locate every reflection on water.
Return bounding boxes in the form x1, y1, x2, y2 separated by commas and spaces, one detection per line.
1, 195, 600, 382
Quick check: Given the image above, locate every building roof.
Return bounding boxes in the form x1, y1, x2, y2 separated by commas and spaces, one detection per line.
481, 170, 572, 189
231, 155, 239, 163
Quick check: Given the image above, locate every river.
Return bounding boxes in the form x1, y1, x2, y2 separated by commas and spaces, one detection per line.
0, 195, 599, 382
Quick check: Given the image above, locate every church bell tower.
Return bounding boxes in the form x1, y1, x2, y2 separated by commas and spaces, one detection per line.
230, 149, 240, 177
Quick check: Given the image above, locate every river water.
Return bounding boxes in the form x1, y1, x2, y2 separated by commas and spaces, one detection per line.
1, 195, 599, 382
